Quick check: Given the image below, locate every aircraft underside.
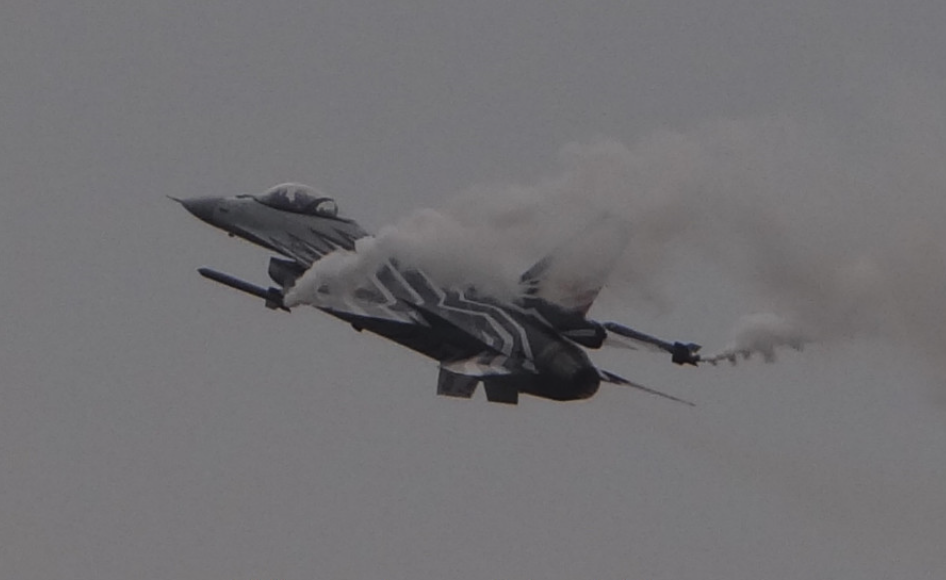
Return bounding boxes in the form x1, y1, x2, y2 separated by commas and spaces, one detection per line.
324, 309, 601, 404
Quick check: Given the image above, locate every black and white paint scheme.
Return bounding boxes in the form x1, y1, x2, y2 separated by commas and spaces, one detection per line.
176, 183, 705, 405
9, 3, 946, 577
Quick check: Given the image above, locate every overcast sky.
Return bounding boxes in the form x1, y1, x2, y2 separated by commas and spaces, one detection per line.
2, 1, 946, 579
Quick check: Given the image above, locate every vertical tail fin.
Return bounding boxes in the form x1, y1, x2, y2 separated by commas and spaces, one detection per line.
519, 214, 630, 314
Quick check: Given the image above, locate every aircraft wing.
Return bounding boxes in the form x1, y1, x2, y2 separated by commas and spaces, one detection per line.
401, 286, 528, 358
258, 223, 366, 269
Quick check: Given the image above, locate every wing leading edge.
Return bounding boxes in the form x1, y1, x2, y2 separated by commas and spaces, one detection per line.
519, 214, 630, 315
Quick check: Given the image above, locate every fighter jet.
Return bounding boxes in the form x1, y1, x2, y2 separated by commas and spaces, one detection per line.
174, 183, 702, 405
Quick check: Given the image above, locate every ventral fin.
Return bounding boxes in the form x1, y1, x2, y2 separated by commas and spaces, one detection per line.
483, 380, 519, 404
437, 368, 478, 398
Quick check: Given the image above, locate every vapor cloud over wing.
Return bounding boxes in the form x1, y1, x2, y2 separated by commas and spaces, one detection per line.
289, 79, 945, 385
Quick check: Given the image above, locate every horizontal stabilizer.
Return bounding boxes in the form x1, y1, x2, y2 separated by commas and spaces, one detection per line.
598, 369, 695, 406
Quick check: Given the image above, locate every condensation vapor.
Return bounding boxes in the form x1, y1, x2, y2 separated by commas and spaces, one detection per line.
288, 77, 946, 385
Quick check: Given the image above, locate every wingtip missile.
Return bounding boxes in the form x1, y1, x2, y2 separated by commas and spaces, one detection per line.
670, 341, 702, 366
602, 321, 702, 366
197, 267, 289, 312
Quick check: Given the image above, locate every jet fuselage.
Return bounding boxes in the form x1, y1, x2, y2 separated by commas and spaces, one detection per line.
175, 183, 698, 405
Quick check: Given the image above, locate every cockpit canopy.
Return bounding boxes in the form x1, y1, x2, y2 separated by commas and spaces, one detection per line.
255, 183, 339, 218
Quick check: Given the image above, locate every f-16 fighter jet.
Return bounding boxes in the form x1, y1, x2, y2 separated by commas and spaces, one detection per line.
173, 183, 702, 405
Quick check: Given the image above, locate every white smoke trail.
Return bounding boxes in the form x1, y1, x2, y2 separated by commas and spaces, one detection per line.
701, 313, 808, 365
288, 78, 946, 386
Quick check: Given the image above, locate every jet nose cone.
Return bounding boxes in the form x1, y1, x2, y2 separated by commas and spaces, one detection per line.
178, 197, 219, 224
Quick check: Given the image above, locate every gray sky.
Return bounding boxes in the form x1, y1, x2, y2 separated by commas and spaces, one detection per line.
2, 1, 945, 579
